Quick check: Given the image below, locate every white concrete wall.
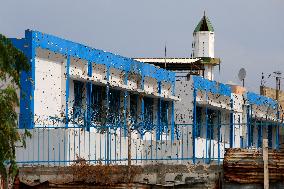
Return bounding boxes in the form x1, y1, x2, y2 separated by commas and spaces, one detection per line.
174, 79, 233, 161
192, 31, 214, 80
34, 48, 67, 127
195, 91, 231, 110
32, 48, 175, 128
204, 65, 214, 81
92, 63, 106, 82
109, 68, 124, 86
128, 73, 140, 90
16, 128, 66, 166
232, 94, 244, 148
195, 138, 225, 160
207, 92, 231, 110
70, 57, 88, 79
252, 104, 277, 121
16, 127, 185, 166
144, 76, 158, 95
220, 111, 231, 149
233, 113, 242, 148
193, 31, 214, 58
180, 125, 193, 161
174, 80, 194, 125
161, 81, 172, 98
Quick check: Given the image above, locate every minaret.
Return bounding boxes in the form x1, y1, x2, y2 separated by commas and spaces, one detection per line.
192, 12, 215, 80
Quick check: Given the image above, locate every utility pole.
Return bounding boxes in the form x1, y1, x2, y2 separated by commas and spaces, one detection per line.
274, 71, 281, 102
164, 43, 167, 69
263, 138, 269, 189
263, 104, 271, 189
274, 71, 281, 150
127, 114, 132, 185
263, 70, 281, 189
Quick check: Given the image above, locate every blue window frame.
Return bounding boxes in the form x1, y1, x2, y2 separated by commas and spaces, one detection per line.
130, 94, 138, 125
161, 100, 169, 127
73, 80, 84, 120
268, 124, 273, 148
207, 109, 215, 140
257, 121, 262, 147
90, 85, 106, 124
250, 120, 255, 147
108, 89, 121, 125
196, 107, 202, 137
240, 136, 244, 148
144, 97, 154, 128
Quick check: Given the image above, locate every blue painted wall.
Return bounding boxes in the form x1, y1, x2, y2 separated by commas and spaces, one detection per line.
11, 29, 176, 129
192, 75, 231, 97
246, 91, 277, 108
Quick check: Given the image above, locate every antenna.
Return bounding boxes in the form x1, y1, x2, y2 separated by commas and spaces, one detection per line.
164, 42, 167, 69
238, 68, 246, 87
261, 72, 265, 87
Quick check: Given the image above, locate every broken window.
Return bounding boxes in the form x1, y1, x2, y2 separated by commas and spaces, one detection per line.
73, 80, 84, 120
144, 97, 154, 128
130, 94, 138, 125
108, 88, 121, 125
196, 106, 202, 137
161, 100, 169, 128
90, 85, 106, 124
268, 124, 273, 148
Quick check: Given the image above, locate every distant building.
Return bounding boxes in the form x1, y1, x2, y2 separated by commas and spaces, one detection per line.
260, 86, 284, 147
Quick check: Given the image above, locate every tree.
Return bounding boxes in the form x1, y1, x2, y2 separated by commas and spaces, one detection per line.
0, 34, 31, 184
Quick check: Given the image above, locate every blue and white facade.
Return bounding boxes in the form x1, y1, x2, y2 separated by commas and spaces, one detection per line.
174, 76, 280, 164
11, 30, 176, 130
12, 29, 281, 166
12, 30, 178, 165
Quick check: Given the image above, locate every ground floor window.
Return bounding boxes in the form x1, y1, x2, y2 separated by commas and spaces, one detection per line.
144, 97, 154, 128
161, 100, 169, 127
73, 80, 85, 120
257, 121, 262, 147
196, 106, 202, 137
90, 85, 106, 124
130, 94, 138, 125
268, 124, 273, 148
108, 89, 121, 124
207, 109, 215, 140
249, 121, 255, 147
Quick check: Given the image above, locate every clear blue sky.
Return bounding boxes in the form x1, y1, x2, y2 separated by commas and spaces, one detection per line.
1, 0, 283, 92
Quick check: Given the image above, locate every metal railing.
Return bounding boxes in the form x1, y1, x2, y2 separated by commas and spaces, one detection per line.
15, 120, 284, 167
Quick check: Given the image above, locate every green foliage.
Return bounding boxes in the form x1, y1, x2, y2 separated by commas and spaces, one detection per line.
0, 34, 30, 177
0, 34, 29, 85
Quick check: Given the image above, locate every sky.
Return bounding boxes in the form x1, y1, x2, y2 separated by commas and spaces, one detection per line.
0, 0, 283, 92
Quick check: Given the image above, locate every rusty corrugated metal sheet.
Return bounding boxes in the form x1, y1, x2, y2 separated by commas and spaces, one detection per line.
224, 148, 284, 184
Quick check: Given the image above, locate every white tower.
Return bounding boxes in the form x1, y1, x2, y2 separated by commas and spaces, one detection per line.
192, 12, 215, 80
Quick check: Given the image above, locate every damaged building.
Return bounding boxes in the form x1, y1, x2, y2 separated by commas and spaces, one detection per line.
11, 13, 282, 168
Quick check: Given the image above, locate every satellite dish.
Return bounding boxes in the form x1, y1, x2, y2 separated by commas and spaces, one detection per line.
238, 68, 246, 87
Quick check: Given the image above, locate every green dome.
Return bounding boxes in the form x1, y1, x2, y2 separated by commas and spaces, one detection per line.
194, 14, 214, 33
